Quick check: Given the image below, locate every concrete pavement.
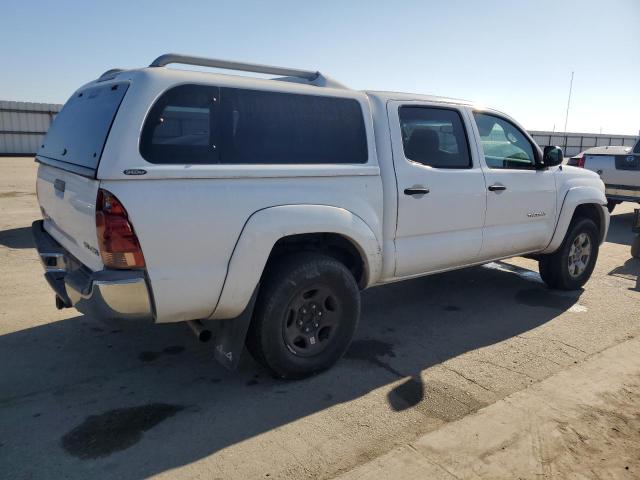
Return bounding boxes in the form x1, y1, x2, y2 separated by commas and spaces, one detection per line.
0, 157, 639, 479
337, 336, 640, 479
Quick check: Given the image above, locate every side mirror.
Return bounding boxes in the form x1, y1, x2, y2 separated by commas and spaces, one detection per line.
542, 146, 564, 167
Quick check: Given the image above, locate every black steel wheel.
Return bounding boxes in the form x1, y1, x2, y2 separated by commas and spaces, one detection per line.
282, 284, 343, 357
246, 253, 360, 379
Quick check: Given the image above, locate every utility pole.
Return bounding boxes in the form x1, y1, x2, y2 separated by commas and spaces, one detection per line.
563, 71, 574, 133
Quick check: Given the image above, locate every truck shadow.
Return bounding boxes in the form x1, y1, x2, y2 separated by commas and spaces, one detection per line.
0, 263, 581, 479
0, 226, 35, 249
606, 211, 635, 247
609, 258, 640, 292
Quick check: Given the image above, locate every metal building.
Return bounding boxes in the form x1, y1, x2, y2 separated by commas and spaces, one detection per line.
530, 130, 639, 158
1, 98, 637, 159
0, 100, 62, 155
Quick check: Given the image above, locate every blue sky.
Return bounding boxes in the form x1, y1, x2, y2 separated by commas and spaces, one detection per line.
2, 0, 639, 134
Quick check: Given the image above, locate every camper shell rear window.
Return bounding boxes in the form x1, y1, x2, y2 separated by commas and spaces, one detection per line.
38, 82, 129, 172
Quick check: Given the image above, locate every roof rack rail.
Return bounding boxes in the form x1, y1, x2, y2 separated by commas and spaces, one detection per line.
148, 53, 346, 89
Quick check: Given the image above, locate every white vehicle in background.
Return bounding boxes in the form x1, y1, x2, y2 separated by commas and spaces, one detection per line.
568, 140, 640, 212
33, 54, 609, 378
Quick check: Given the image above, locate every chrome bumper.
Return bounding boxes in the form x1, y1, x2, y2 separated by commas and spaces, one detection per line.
32, 220, 153, 321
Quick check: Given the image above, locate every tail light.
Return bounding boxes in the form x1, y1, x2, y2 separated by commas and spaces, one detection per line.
96, 189, 145, 269
576, 155, 585, 168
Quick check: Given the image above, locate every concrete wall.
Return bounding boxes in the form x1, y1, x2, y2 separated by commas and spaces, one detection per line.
530, 130, 639, 157
0, 100, 62, 155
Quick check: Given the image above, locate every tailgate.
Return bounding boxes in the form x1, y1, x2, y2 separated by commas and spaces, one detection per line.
584, 153, 640, 187
34, 80, 130, 271
36, 164, 103, 271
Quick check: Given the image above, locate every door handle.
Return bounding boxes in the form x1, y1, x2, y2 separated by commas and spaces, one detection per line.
488, 184, 506, 192
404, 187, 430, 196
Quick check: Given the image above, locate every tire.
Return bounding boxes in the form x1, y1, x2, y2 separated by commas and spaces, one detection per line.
607, 200, 618, 213
246, 253, 360, 379
538, 217, 600, 290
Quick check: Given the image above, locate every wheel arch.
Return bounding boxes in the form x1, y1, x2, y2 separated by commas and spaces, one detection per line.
573, 203, 606, 241
210, 205, 382, 320
541, 186, 609, 254
264, 232, 368, 287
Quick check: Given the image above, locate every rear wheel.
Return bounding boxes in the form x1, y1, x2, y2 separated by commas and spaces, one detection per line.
246, 253, 360, 379
538, 217, 599, 290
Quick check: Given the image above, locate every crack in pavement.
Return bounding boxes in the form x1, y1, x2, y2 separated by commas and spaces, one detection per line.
515, 335, 589, 355
438, 364, 493, 393
470, 358, 539, 382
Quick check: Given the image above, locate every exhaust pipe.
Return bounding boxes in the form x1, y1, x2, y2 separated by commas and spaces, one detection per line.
187, 320, 212, 343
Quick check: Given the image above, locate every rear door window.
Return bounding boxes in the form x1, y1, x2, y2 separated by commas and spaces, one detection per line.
140, 84, 368, 165
398, 106, 471, 168
38, 82, 129, 170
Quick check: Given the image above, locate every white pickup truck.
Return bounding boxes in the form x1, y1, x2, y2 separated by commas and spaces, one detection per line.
568, 140, 640, 213
33, 54, 609, 378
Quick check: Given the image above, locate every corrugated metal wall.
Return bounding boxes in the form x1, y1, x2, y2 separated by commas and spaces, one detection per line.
0, 100, 62, 155
530, 131, 639, 157
1, 99, 638, 158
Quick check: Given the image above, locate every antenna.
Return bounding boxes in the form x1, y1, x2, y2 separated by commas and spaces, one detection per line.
563, 71, 574, 133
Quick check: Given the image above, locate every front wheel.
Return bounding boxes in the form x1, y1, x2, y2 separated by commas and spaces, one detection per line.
538, 217, 599, 290
246, 253, 360, 379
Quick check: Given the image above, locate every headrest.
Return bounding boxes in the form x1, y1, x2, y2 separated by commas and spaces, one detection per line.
406, 128, 440, 159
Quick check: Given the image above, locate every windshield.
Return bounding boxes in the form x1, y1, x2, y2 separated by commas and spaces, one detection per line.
38, 82, 129, 170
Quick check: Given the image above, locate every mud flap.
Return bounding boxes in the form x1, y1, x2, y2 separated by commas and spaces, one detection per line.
210, 287, 259, 370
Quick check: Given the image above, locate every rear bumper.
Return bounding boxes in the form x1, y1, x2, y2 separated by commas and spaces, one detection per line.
32, 220, 153, 321
605, 184, 640, 203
